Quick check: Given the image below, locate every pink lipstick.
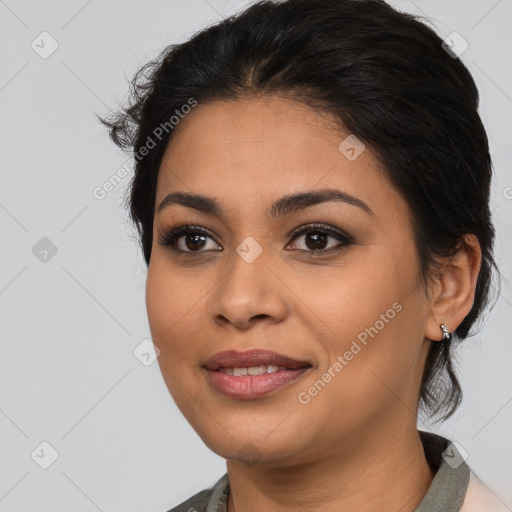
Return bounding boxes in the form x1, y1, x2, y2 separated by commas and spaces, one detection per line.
204, 349, 311, 399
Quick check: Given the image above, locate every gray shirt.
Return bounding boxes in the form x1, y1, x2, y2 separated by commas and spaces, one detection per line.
166, 430, 470, 512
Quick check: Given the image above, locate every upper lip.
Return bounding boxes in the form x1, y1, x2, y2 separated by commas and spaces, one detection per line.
204, 349, 311, 370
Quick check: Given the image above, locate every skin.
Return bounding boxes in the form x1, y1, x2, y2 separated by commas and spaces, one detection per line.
145, 95, 481, 511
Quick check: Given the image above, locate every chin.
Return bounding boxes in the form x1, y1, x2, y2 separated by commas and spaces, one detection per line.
191, 414, 313, 466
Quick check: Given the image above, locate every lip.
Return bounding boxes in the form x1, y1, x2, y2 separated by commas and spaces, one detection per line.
204, 349, 310, 370
204, 349, 312, 399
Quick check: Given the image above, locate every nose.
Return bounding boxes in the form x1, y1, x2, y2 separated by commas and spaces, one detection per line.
208, 249, 288, 330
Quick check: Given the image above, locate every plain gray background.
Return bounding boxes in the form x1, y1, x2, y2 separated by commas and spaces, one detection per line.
1, 0, 511, 510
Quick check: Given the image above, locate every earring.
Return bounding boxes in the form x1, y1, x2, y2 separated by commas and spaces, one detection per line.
440, 324, 452, 342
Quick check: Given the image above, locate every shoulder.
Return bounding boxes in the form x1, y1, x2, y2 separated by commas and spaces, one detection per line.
460, 471, 510, 512
164, 474, 229, 512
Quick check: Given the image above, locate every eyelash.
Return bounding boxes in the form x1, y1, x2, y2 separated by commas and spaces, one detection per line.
157, 223, 354, 257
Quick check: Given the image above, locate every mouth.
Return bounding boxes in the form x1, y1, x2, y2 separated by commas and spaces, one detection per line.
204, 349, 312, 399
217, 365, 292, 376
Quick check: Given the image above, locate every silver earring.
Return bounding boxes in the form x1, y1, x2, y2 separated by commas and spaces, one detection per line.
440, 324, 452, 342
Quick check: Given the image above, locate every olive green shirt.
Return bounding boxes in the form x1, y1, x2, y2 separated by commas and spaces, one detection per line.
166, 431, 506, 512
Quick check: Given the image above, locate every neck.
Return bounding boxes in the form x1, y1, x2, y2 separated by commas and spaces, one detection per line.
226, 422, 434, 512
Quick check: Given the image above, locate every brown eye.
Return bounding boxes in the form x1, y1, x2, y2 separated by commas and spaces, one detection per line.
287, 223, 353, 254
303, 231, 329, 250
158, 225, 221, 253
183, 233, 208, 251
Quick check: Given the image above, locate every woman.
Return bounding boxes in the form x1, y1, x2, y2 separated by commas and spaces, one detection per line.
100, 0, 506, 510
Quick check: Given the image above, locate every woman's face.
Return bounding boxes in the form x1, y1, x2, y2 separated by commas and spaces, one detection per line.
146, 95, 433, 465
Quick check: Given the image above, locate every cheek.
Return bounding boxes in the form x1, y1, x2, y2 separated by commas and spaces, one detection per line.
295, 302, 424, 445
296, 247, 425, 404
146, 265, 174, 342
146, 284, 194, 418
146, 262, 198, 370
146, 258, 209, 340
284, 248, 405, 345
145, 259, 216, 400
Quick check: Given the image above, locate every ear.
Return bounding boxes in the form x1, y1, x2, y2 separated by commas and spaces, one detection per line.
424, 234, 482, 341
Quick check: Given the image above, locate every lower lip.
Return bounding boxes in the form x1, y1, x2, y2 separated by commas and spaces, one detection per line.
206, 368, 310, 399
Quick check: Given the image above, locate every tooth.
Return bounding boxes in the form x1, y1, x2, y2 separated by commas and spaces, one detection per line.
223, 368, 234, 375
248, 365, 266, 376
266, 365, 279, 373
233, 367, 248, 376
278, 366, 287, 371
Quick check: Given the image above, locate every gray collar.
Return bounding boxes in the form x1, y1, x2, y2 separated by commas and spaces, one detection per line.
414, 430, 470, 511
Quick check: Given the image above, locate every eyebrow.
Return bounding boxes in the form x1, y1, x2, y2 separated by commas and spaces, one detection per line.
157, 188, 374, 218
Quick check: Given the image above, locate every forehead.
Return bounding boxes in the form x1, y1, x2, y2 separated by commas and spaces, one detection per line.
155, 96, 406, 222
160, 95, 344, 171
